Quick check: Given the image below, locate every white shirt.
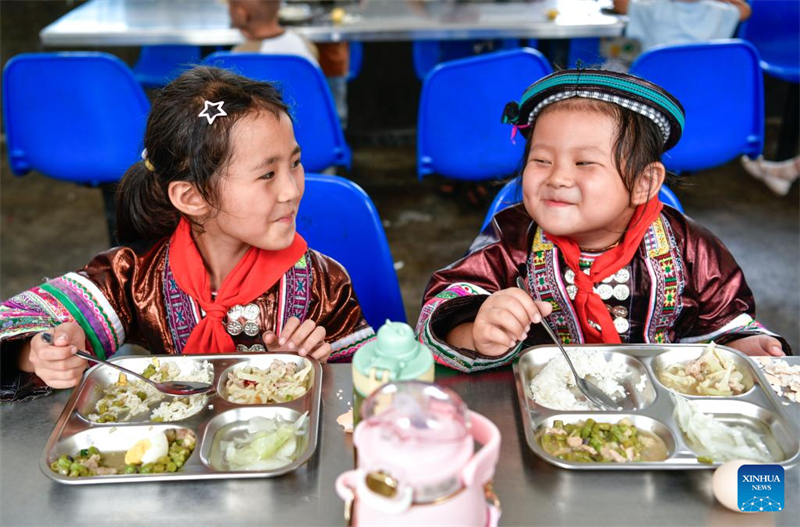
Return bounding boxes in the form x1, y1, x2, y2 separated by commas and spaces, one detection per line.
258, 30, 319, 66
626, 0, 741, 53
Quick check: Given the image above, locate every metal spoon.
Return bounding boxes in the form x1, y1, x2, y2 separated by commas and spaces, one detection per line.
516, 276, 621, 411
42, 332, 214, 396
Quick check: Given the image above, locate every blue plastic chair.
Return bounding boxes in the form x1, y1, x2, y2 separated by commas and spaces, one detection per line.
3, 52, 150, 185
203, 52, 351, 172
418, 48, 552, 181
738, 0, 799, 160
298, 174, 405, 327
348, 41, 363, 80
526, 39, 599, 69
630, 40, 764, 173
412, 39, 520, 80
567, 37, 602, 68
658, 185, 683, 212
738, 0, 800, 83
480, 179, 684, 232
133, 45, 202, 88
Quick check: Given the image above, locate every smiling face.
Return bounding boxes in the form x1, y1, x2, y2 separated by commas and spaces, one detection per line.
199, 110, 304, 254
521, 103, 638, 249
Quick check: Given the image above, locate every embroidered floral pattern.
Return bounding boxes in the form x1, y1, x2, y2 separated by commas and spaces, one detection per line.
330, 326, 376, 361
163, 251, 200, 354
529, 229, 583, 344
416, 282, 520, 372
642, 215, 684, 343
282, 252, 311, 327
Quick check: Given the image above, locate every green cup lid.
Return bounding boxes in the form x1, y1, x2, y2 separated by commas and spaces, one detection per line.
353, 320, 434, 381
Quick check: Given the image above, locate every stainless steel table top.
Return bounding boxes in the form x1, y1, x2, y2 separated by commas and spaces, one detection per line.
40, 0, 625, 47
2, 363, 796, 526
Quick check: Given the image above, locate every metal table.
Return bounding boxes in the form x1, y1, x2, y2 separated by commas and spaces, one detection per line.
2, 363, 796, 526
40, 0, 625, 46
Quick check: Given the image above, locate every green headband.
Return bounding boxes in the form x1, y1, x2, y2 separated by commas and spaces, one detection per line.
502, 69, 686, 151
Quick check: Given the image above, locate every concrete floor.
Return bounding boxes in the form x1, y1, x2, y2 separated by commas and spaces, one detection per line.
2, 139, 798, 351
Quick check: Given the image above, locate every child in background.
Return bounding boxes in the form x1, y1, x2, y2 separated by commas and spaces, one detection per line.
416, 69, 789, 373
229, 0, 319, 66
0, 67, 374, 401
604, 0, 751, 71
317, 41, 350, 129
229, 1, 350, 128
318, 0, 353, 128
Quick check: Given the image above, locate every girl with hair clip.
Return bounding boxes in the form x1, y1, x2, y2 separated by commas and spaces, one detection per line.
0, 66, 374, 401
416, 69, 790, 373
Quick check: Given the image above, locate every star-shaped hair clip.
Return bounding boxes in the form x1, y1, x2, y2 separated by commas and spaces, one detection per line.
198, 100, 227, 124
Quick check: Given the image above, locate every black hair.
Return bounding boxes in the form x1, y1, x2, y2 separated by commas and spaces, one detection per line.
116, 66, 290, 245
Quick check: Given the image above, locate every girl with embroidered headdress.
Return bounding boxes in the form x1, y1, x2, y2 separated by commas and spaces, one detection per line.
1, 66, 374, 401
416, 69, 790, 372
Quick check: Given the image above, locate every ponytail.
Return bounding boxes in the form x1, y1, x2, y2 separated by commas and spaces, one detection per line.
115, 161, 179, 246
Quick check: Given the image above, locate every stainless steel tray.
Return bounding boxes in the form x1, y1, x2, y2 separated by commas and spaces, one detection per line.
513, 344, 800, 470
41, 353, 322, 484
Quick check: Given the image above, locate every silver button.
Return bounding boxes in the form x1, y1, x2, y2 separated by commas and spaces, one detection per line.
614, 268, 631, 283
588, 319, 602, 331
242, 303, 259, 321
601, 275, 614, 284
235, 344, 248, 352
243, 321, 260, 337
567, 284, 578, 300
611, 305, 629, 319
596, 284, 613, 300
613, 284, 630, 301
227, 304, 243, 321
248, 344, 266, 353
613, 317, 630, 334
565, 269, 575, 284
227, 320, 243, 336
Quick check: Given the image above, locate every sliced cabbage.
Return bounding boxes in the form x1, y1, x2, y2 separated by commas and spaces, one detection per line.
672, 394, 773, 463
223, 412, 308, 471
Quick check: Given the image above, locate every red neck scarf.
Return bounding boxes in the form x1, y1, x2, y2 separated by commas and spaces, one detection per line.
168, 218, 307, 354
545, 198, 663, 344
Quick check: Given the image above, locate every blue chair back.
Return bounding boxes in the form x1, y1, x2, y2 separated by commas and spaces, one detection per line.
418, 48, 553, 181
412, 39, 521, 80
3, 52, 149, 185
658, 185, 683, 213
203, 52, 351, 172
298, 174, 405, 327
133, 45, 202, 88
480, 179, 684, 232
568, 37, 602, 68
348, 41, 363, 80
738, 0, 800, 82
630, 40, 764, 173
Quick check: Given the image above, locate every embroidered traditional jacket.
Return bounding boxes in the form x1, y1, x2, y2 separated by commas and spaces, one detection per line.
417, 205, 789, 373
1, 240, 374, 401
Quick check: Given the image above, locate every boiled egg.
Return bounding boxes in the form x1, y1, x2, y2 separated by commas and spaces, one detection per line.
712, 459, 757, 513
125, 431, 169, 465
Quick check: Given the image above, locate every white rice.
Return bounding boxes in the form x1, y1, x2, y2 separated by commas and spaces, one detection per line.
529, 350, 628, 410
